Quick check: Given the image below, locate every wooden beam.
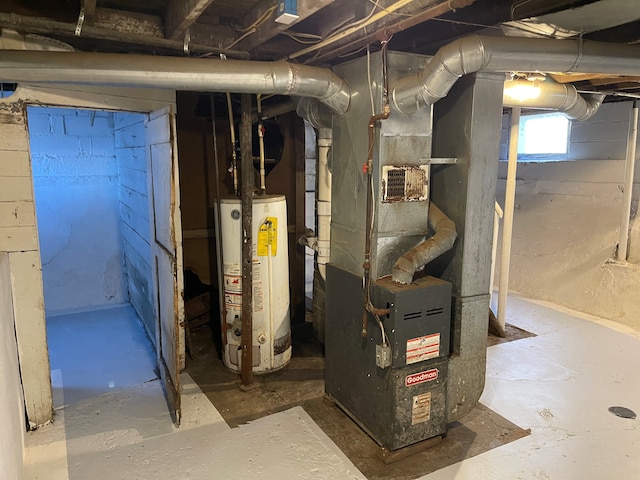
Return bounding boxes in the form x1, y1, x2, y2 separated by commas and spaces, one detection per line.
82, 0, 97, 18
165, 0, 216, 40
0, 11, 249, 58
550, 73, 623, 84
237, 0, 338, 52
239, 93, 254, 387
298, 0, 473, 64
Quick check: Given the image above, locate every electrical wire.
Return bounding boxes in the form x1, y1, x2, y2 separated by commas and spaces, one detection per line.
224, 5, 277, 49
283, 32, 323, 45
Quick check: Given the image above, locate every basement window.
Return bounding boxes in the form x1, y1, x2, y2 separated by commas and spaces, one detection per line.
517, 112, 570, 161
0, 83, 17, 98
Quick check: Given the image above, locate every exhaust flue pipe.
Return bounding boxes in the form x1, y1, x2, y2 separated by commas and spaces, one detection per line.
392, 202, 457, 284
0, 50, 350, 115
392, 35, 640, 115
503, 79, 605, 121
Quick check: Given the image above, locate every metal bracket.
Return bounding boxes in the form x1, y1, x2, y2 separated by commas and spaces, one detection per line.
183, 28, 191, 55
419, 157, 458, 164
75, 8, 85, 36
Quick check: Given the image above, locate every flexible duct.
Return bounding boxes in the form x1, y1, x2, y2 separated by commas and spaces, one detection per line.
503, 79, 605, 121
392, 34, 640, 115
391, 202, 457, 284
0, 50, 350, 115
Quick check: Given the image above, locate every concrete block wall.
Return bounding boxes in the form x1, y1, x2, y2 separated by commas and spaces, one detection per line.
500, 101, 633, 161
28, 106, 127, 315
114, 112, 155, 339
0, 102, 53, 427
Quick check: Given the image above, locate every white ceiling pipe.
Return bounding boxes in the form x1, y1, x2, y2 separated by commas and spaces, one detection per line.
0, 50, 351, 115
503, 78, 606, 121
392, 34, 640, 115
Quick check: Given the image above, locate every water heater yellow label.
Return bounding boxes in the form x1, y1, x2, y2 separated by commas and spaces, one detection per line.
257, 217, 278, 256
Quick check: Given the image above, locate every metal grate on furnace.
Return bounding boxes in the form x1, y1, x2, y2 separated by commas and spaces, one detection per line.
381, 165, 430, 202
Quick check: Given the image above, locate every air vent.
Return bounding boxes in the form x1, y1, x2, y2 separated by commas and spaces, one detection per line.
425, 307, 444, 317
381, 165, 429, 203
403, 311, 422, 321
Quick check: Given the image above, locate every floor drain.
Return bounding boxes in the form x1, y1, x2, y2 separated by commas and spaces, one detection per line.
608, 406, 636, 419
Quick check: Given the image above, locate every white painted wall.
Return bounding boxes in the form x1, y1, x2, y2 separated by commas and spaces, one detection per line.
28, 107, 127, 315
115, 112, 156, 338
0, 84, 175, 428
0, 253, 26, 480
500, 101, 633, 161
0, 100, 53, 428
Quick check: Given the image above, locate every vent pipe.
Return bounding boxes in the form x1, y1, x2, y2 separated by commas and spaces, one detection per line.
503, 79, 605, 121
391, 202, 457, 284
0, 50, 350, 115
392, 35, 640, 115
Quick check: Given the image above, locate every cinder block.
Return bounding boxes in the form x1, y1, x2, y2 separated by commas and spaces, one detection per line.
0, 201, 36, 228
64, 113, 114, 137
0, 150, 32, 177
0, 124, 29, 151
0, 177, 33, 202
0, 226, 38, 251
30, 134, 80, 157
26, 112, 51, 135
91, 136, 116, 158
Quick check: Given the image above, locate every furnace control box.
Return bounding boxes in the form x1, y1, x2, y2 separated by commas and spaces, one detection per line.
325, 264, 452, 450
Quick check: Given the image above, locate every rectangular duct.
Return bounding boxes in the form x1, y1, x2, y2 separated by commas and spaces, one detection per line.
330, 51, 434, 280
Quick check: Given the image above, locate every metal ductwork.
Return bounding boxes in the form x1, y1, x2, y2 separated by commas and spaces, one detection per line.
503, 78, 605, 121
0, 50, 351, 115
392, 34, 640, 115
391, 202, 457, 284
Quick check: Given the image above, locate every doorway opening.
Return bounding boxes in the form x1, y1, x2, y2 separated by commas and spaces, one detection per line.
27, 106, 171, 410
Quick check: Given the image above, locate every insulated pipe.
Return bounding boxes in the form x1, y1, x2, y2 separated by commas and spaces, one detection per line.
618, 100, 639, 261
391, 202, 457, 284
497, 107, 521, 333
392, 35, 640, 115
503, 79, 605, 121
296, 98, 334, 281
316, 129, 332, 280
0, 50, 351, 115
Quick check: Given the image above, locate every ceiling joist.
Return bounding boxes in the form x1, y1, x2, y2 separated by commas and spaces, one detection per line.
236, 0, 338, 52
165, 0, 217, 40
0, 11, 248, 58
82, 0, 97, 19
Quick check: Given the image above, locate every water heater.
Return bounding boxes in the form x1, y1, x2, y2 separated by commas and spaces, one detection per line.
216, 195, 292, 373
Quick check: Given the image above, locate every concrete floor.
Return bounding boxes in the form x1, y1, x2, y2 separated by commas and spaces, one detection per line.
25, 295, 640, 479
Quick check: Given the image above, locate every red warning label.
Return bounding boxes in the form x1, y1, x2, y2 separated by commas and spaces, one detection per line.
405, 368, 439, 387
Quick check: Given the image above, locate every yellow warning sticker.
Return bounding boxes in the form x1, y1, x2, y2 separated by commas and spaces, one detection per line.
257, 217, 278, 256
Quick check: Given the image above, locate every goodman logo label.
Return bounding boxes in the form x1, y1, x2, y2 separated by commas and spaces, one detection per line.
405, 368, 439, 387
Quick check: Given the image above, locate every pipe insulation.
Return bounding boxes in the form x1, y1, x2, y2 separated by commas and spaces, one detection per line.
503, 79, 605, 121
392, 34, 640, 115
0, 50, 351, 115
391, 202, 457, 284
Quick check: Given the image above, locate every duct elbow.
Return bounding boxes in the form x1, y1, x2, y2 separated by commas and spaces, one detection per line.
565, 92, 606, 121
391, 203, 457, 284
